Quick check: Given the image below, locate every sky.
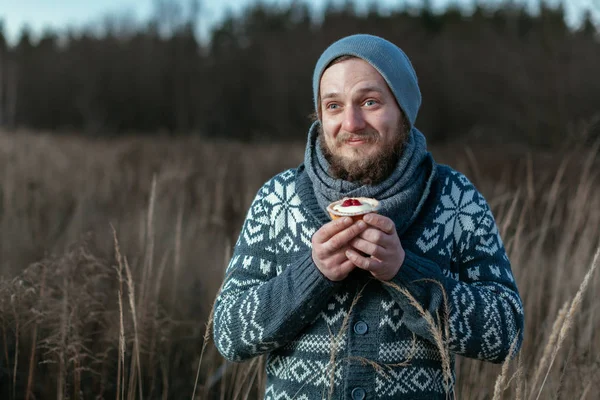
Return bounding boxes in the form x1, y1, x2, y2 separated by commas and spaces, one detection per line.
1, 0, 598, 44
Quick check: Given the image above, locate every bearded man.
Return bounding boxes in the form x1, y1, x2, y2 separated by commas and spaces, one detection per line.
213, 34, 524, 400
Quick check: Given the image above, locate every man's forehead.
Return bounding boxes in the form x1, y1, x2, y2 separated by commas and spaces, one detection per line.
319, 58, 391, 98
320, 85, 386, 100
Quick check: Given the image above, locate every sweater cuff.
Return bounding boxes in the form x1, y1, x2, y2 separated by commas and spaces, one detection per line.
287, 252, 338, 311
392, 249, 446, 297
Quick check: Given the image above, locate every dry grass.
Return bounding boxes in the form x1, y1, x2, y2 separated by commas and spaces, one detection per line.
0, 129, 598, 399
382, 279, 453, 391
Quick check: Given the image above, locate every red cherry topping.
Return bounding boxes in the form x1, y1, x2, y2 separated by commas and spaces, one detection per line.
341, 199, 353, 207
341, 198, 363, 207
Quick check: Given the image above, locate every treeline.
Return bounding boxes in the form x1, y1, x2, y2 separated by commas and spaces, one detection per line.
0, 1, 598, 146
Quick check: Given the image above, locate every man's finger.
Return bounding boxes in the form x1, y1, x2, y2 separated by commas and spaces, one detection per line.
363, 213, 396, 234
326, 220, 367, 252
350, 237, 383, 259
345, 249, 368, 270
339, 258, 356, 272
358, 228, 385, 247
313, 217, 353, 243
346, 249, 383, 273
346, 249, 382, 271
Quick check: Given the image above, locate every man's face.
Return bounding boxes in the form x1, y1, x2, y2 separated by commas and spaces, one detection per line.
318, 58, 408, 184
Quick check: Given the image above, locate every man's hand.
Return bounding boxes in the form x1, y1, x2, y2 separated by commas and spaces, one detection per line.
312, 217, 368, 281
345, 213, 405, 281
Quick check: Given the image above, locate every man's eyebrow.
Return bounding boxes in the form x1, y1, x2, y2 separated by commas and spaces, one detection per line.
320, 86, 385, 102
354, 86, 385, 95
320, 91, 339, 101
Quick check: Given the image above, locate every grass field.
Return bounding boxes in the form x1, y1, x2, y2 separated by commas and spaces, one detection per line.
0, 130, 598, 399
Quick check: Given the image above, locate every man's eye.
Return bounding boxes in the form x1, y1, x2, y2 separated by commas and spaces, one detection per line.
364, 100, 377, 107
327, 103, 339, 110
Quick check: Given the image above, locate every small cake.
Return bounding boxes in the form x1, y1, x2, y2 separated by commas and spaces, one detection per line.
327, 197, 380, 221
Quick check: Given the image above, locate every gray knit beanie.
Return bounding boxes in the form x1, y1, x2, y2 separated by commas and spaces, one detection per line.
313, 34, 421, 129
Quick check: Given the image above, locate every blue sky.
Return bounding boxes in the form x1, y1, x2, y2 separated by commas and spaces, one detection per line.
1, 0, 598, 44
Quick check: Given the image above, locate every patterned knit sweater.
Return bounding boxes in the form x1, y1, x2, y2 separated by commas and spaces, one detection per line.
213, 164, 524, 399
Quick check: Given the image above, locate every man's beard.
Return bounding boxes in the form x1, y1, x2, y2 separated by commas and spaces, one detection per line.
319, 125, 408, 185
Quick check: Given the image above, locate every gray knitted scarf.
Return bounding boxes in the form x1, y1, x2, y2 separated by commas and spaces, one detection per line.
304, 121, 437, 235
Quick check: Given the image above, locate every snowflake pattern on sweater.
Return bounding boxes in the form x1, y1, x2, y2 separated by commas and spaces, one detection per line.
214, 165, 524, 399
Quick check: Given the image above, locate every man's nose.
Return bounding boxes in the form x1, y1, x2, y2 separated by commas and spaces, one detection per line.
341, 106, 366, 133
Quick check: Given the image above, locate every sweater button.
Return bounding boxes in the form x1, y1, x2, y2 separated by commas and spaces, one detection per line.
354, 321, 368, 335
352, 387, 366, 400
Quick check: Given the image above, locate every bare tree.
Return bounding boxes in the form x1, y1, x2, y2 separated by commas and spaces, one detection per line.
6, 60, 17, 128
188, 0, 202, 34
152, 0, 185, 36
0, 43, 4, 127
0, 21, 5, 127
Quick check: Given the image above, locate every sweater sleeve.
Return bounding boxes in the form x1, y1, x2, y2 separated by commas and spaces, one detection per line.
385, 191, 524, 364
213, 180, 337, 362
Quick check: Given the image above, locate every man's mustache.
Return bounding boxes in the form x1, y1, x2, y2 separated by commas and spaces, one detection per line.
336, 130, 379, 144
